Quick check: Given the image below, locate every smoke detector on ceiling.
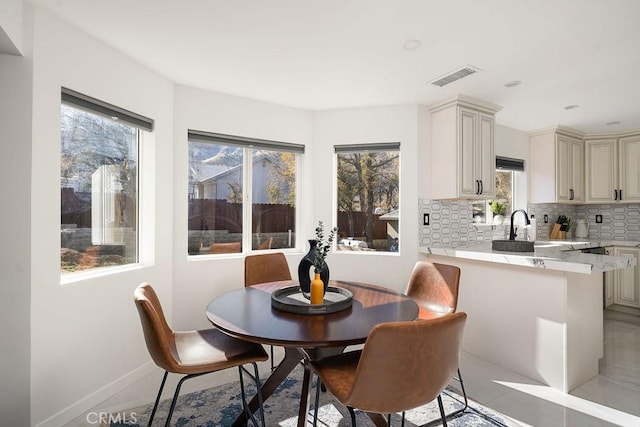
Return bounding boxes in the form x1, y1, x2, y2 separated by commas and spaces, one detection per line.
429, 65, 482, 87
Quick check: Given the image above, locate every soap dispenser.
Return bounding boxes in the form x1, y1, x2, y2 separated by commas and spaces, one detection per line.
528, 214, 537, 241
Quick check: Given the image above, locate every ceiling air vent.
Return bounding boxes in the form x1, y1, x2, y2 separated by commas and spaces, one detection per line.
429, 65, 482, 87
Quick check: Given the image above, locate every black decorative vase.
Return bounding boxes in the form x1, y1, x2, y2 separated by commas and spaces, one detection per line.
298, 239, 329, 298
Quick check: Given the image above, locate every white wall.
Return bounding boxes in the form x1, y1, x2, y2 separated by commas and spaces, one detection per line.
29, 8, 174, 425
0, 8, 32, 425
171, 85, 314, 330
312, 105, 421, 291
495, 124, 529, 160
417, 105, 431, 199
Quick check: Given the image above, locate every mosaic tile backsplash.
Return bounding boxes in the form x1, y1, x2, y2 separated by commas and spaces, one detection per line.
419, 199, 640, 247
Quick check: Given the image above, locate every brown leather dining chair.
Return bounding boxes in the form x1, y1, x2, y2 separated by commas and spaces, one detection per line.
311, 312, 467, 426
244, 252, 292, 287
244, 252, 292, 370
134, 283, 268, 427
404, 261, 468, 420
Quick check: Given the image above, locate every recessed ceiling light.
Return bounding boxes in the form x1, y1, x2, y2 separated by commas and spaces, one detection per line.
564, 104, 580, 110
504, 80, 522, 88
403, 40, 422, 50
606, 121, 621, 126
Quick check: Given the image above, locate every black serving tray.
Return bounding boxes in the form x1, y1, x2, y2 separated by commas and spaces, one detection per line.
271, 286, 353, 315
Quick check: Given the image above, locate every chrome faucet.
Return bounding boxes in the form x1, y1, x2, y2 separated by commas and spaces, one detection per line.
509, 209, 530, 240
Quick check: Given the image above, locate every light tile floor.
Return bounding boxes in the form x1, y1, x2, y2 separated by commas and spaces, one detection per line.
68, 310, 640, 426
457, 309, 640, 427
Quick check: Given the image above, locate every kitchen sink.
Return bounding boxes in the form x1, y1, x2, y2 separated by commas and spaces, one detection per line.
492, 239, 535, 252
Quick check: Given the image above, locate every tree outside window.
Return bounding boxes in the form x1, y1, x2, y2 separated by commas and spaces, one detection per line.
336, 145, 400, 253
494, 169, 513, 214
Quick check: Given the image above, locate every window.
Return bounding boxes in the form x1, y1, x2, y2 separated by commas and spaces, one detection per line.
188, 131, 303, 255
60, 88, 153, 274
335, 143, 400, 253
473, 156, 524, 224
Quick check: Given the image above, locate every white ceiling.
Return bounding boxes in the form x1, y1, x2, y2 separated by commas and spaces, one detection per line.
30, 0, 640, 134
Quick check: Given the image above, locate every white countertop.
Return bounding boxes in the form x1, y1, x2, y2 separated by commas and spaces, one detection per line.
419, 239, 639, 274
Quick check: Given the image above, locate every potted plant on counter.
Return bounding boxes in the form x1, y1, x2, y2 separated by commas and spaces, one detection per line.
489, 200, 506, 225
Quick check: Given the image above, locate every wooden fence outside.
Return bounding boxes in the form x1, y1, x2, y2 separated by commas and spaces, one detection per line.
189, 200, 387, 239
61, 192, 388, 241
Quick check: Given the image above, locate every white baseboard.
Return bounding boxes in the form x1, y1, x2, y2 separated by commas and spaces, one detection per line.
35, 362, 156, 427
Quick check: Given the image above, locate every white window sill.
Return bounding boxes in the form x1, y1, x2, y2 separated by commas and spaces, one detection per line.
472, 223, 509, 230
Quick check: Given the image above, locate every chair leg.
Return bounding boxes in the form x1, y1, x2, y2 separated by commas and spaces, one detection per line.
456, 368, 468, 411
436, 395, 448, 427
239, 363, 265, 427
439, 368, 469, 422
252, 362, 266, 427
347, 407, 357, 426
313, 376, 321, 426
148, 371, 168, 426
165, 374, 192, 427
422, 368, 469, 427
150, 369, 261, 427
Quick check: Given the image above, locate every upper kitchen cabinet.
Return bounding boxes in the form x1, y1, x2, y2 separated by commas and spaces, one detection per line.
529, 127, 584, 204
429, 95, 502, 199
586, 133, 640, 203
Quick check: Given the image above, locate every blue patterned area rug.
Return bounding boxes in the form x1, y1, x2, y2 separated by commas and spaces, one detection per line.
120, 364, 522, 426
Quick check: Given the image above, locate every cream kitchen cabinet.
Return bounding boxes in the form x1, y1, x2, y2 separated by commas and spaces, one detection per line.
429, 95, 502, 199
529, 127, 584, 203
609, 246, 640, 309
586, 133, 640, 203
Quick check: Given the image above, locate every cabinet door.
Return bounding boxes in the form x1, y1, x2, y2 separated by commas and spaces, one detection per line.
458, 108, 480, 198
569, 137, 584, 202
556, 135, 572, 202
586, 139, 616, 203
478, 113, 495, 198
613, 247, 640, 308
619, 135, 640, 202
556, 135, 584, 202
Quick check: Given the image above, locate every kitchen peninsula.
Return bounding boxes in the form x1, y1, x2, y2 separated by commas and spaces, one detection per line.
419, 240, 635, 392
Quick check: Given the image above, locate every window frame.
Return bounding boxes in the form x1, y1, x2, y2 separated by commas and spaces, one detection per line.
333, 142, 401, 255
60, 88, 153, 279
473, 156, 526, 225
187, 130, 304, 257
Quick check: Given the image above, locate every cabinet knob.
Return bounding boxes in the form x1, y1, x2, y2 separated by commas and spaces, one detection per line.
569, 188, 574, 200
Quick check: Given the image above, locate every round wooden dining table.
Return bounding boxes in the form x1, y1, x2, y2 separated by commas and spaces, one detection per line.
206, 279, 419, 427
